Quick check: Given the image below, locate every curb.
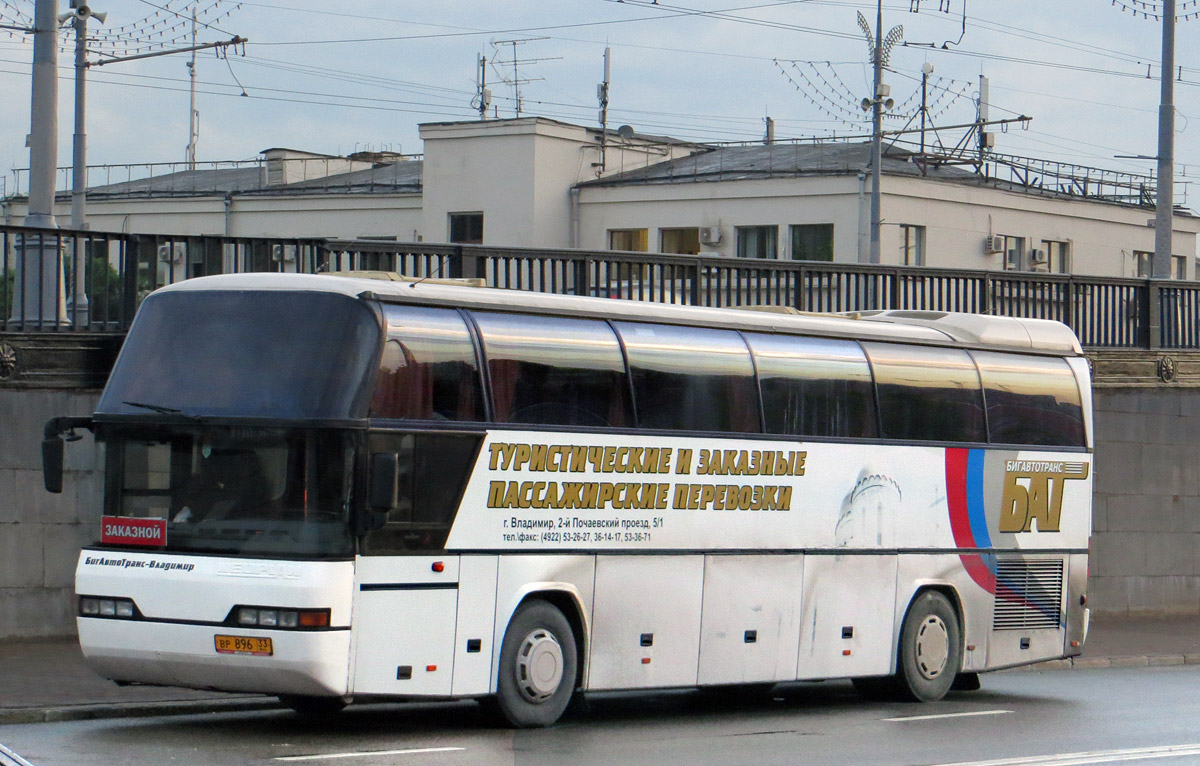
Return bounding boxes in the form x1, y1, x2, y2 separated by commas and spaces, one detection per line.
1011, 653, 1200, 672
0, 696, 279, 725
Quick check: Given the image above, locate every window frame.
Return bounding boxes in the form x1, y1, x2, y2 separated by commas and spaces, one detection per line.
789, 223, 834, 262
735, 225, 779, 259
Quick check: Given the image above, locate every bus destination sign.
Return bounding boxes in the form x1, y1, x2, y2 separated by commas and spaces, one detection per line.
100, 515, 167, 547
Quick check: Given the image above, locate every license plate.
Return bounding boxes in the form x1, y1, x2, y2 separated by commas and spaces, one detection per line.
214, 634, 273, 656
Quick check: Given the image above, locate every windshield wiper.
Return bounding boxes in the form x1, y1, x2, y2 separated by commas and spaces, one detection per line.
122, 400, 185, 415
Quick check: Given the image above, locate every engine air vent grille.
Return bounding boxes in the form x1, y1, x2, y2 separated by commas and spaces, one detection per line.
992, 558, 1064, 631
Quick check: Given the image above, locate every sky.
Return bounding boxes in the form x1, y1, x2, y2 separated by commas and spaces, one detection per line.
0, 0, 1195, 206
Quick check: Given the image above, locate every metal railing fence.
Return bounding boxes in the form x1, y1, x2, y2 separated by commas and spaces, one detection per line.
3, 223, 1196, 350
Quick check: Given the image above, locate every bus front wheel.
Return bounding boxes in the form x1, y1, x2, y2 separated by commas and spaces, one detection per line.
495, 600, 578, 728
896, 590, 961, 702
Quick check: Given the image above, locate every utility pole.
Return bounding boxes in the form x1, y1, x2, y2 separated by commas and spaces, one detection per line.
186, 5, 198, 170
857, 3, 898, 263
1154, 0, 1175, 279
67, 0, 105, 324
869, 0, 883, 264
12, 0, 67, 325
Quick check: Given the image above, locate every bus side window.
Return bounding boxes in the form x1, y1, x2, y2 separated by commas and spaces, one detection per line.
472, 312, 633, 428
371, 306, 485, 422
863, 343, 986, 443
614, 322, 760, 433
972, 351, 1086, 447
363, 432, 483, 553
744, 333, 877, 438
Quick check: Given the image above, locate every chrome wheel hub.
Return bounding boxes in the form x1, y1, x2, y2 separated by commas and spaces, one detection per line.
515, 628, 564, 703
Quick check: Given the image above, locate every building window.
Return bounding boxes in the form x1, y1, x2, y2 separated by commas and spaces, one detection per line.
448, 212, 483, 245
608, 229, 648, 252
789, 224, 833, 261
899, 224, 925, 266
1134, 250, 1152, 278
736, 225, 778, 259
660, 228, 700, 255
1000, 235, 1025, 271
1133, 251, 1185, 278
1038, 240, 1070, 274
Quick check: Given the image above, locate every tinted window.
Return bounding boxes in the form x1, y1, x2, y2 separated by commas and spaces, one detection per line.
973, 352, 1085, 446
371, 305, 484, 421
615, 322, 759, 433
99, 290, 381, 419
745, 333, 877, 438
474, 313, 632, 428
363, 431, 482, 553
864, 343, 985, 443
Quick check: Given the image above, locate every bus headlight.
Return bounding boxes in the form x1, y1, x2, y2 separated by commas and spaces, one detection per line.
79, 596, 138, 619
230, 606, 329, 630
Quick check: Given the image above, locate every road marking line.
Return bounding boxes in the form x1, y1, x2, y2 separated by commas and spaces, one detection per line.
884, 709, 1013, 722
0, 743, 36, 766
274, 746, 465, 762
926, 742, 1200, 766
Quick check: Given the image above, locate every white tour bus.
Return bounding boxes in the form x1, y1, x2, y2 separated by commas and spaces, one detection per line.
44, 272, 1093, 727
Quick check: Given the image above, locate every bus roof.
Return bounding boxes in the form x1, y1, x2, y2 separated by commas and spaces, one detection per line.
156, 273, 1083, 355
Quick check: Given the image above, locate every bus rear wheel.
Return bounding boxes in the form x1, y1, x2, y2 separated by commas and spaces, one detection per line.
896, 591, 961, 702
495, 600, 578, 728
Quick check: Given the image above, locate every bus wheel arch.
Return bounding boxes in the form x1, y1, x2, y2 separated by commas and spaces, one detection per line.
896, 586, 963, 702
493, 591, 585, 727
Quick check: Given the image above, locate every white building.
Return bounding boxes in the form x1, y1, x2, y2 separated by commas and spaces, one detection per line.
2, 117, 1195, 279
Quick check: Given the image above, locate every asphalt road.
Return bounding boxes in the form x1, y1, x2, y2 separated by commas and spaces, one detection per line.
2, 666, 1199, 766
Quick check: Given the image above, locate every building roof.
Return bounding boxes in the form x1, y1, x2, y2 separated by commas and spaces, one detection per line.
77, 160, 424, 200
578, 140, 1169, 212
579, 141, 966, 187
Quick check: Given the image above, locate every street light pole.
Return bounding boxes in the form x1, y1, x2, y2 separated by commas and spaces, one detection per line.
1153, 0, 1175, 279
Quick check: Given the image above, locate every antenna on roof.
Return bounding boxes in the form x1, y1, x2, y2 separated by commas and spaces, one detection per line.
595, 46, 611, 175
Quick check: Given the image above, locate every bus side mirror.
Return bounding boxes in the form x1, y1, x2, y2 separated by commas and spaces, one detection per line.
42, 416, 92, 494
43, 437, 64, 494
363, 452, 398, 532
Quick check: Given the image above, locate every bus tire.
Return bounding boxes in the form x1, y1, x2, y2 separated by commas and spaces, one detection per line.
278, 694, 347, 717
896, 591, 961, 702
495, 600, 578, 728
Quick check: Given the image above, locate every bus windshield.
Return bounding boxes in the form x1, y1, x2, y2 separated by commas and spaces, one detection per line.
99, 424, 355, 558
96, 289, 381, 420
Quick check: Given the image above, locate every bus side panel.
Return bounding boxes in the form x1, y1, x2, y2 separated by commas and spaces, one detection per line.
351, 556, 460, 697
588, 555, 704, 690
796, 554, 897, 680
493, 555, 596, 691
451, 555, 499, 696
697, 554, 803, 685
1064, 552, 1089, 657
894, 554, 992, 674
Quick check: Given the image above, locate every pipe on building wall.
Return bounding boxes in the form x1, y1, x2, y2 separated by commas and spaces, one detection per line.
856, 172, 868, 261
223, 193, 234, 238
569, 187, 581, 248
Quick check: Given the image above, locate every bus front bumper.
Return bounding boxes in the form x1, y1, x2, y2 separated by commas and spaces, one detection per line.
77, 617, 351, 697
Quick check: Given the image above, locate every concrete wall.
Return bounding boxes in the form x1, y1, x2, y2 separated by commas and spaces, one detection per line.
1089, 386, 1200, 616
0, 390, 102, 639
2, 382, 1198, 638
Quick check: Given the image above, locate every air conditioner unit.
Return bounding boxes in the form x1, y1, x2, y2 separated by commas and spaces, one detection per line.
271, 244, 295, 263
157, 244, 184, 263
983, 235, 1004, 254
1029, 248, 1047, 264
699, 226, 722, 245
